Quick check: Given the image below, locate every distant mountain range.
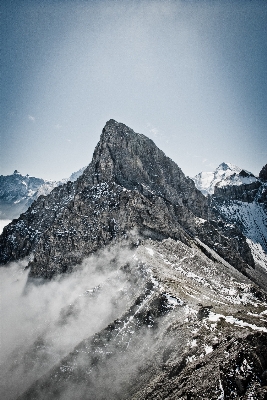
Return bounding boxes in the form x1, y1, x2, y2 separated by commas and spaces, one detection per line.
0, 167, 85, 220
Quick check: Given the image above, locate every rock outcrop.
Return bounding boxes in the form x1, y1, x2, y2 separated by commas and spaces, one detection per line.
259, 164, 267, 182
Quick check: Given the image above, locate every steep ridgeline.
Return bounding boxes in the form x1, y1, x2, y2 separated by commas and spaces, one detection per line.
0, 120, 253, 279
194, 163, 267, 272
0, 167, 86, 220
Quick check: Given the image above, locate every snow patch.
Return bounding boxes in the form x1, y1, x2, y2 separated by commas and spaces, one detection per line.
145, 247, 154, 256
0, 220, 12, 234
193, 162, 257, 196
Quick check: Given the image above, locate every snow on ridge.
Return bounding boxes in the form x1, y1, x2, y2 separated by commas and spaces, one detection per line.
192, 162, 257, 196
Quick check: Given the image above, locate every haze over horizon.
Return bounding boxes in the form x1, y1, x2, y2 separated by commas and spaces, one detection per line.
1, 0, 266, 181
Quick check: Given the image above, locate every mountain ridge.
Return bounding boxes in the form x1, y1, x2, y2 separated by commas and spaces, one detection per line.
0, 120, 255, 282
1, 120, 267, 400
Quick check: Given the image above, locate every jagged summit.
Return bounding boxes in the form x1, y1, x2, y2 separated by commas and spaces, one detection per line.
0, 121, 254, 280
82, 119, 205, 217
102, 119, 136, 135
2, 121, 267, 400
219, 162, 239, 172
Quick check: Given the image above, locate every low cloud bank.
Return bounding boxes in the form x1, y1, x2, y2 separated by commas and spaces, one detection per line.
0, 246, 139, 400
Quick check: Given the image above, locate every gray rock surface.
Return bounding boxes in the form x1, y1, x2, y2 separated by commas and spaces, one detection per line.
1, 122, 267, 399
259, 164, 267, 182
0, 120, 254, 279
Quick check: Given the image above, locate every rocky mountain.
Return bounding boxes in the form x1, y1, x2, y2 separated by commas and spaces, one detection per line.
0, 120, 255, 280
193, 163, 267, 270
0, 167, 86, 220
1, 120, 267, 400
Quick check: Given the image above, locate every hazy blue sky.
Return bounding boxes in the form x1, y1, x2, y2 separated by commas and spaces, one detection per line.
1, 0, 266, 180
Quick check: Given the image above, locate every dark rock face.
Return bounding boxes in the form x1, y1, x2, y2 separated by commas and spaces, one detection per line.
259, 164, 267, 182
209, 164, 267, 256
0, 120, 254, 278
213, 180, 261, 203
130, 331, 267, 400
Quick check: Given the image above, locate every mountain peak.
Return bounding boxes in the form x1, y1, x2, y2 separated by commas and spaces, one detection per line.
101, 119, 136, 140
217, 162, 241, 173
193, 163, 257, 196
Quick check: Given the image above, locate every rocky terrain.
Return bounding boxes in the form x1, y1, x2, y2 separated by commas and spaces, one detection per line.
194, 163, 267, 271
1, 120, 266, 400
0, 121, 255, 280
3, 239, 267, 400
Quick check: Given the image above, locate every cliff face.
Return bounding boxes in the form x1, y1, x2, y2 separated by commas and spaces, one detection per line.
259, 164, 267, 182
0, 120, 254, 279
213, 181, 262, 203
210, 169, 267, 256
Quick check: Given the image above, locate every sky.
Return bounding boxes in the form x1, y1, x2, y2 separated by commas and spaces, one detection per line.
1, 0, 267, 181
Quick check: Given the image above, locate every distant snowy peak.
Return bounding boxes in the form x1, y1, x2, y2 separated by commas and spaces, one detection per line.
193, 162, 257, 196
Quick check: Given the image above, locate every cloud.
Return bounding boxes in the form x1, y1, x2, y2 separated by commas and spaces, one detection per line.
0, 245, 142, 399
28, 115, 35, 122
147, 122, 159, 136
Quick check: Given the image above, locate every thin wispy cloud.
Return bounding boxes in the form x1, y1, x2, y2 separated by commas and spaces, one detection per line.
147, 123, 159, 136
28, 115, 35, 122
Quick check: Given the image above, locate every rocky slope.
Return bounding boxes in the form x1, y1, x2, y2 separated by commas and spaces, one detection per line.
1, 121, 267, 400
0, 120, 254, 281
0, 167, 85, 220
3, 238, 266, 400
194, 163, 267, 271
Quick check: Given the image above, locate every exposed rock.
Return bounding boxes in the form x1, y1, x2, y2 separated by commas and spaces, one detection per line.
259, 164, 267, 182
0, 120, 254, 280
11, 238, 267, 400
213, 180, 261, 203
194, 162, 267, 272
